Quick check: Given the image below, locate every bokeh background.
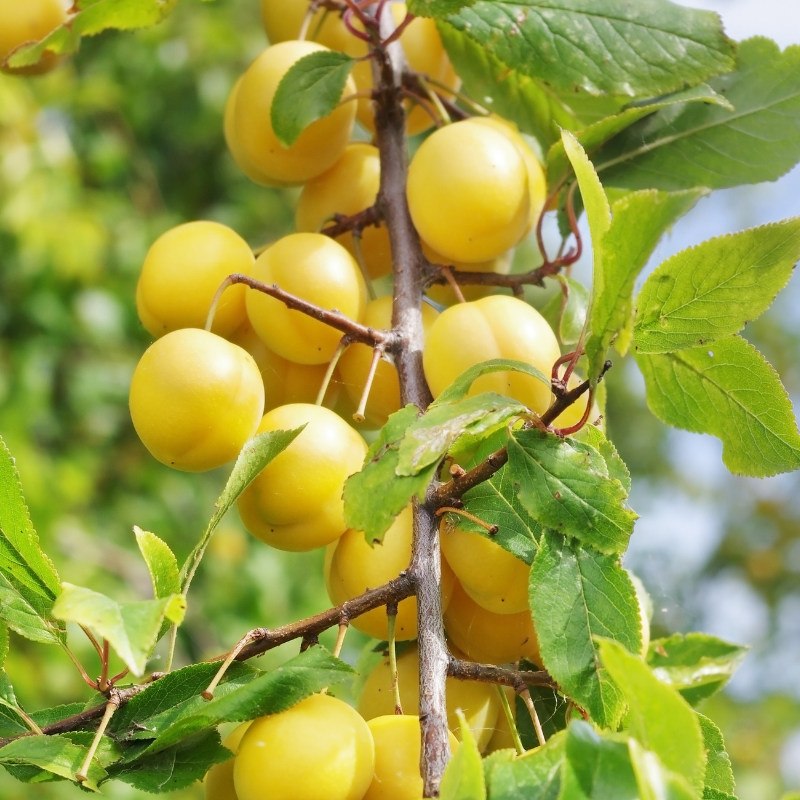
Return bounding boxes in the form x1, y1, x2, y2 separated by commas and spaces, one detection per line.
0, 0, 797, 797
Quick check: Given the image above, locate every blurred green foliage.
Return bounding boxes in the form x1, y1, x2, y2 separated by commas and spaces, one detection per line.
0, 0, 799, 797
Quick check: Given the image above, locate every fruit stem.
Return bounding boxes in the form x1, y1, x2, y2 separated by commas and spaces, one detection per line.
98, 639, 110, 692
496, 685, 525, 756
317, 336, 350, 406
386, 604, 404, 715
438, 266, 466, 304
416, 75, 451, 126
202, 630, 260, 701
164, 623, 178, 673
332, 619, 349, 658
13, 706, 43, 736
76, 691, 120, 784
420, 75, 490, 117
298, 0, 321, 41
353, 344, 384, 422
518, 687, 546, 747
205, 275, 235, 333
435, 506, 498, 535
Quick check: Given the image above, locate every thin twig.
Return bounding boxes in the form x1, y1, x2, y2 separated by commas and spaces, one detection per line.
98, 640, 110, 692
447, 656, 555, 690
320, 205, 381, 240
215, 274, 391, 348
80, 626, 104, 659
63, 645, 98, 691
439, 266, 466, 304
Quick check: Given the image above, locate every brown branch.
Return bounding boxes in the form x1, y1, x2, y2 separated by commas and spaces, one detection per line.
320, 205, 382, 240
447, 656, 556, 691
371, 12, 450, 797
433, 361, 613, 505
224, 273, 391, 348
231, 574, 414, 662
0, 575, 417, 749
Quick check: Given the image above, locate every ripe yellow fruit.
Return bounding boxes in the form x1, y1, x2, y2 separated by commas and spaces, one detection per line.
350, 4, 459, 136
224, 77, 279, 186
204, 722, 252, 800
423, 243, 513, 307
0, 0, 66, 76
364, 715, 459, 800
296, 144, 391, 279
234, 694, 375, 800
338, 297, 438, 427
136, 221, 253, 338
260, 0, 345, 46
246, 233, 367, 365
422, 295, 561, 415
407, 120, 530, 263
471, 116, 547, 235
228, 319, 341, 411
440, 523, 531, 615
228, 41, 356, 185
238, 403, 368, 551
358, 643, 500, 752
444, 581, 540, 666
129, 329, 264, 472
324, 506, 455, 640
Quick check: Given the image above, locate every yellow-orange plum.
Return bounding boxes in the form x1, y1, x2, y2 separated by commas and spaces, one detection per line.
423, 295, 561, 414
237, 403, 367, 551
246, 233, 366, 365
129, 329, 264, 472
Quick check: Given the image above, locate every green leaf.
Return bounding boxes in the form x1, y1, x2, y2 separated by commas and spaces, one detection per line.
144, 647, 355, 754
437, 22, 581, 150
546, 85, 733, 188
0, 573, 64, 645
52, 584, 186, 677
0, 435, 64, 643
599, 639, 705, 793
434, 358, 550, 406
577, 426, 631, 495
180, 427, 304, 593
697, 713, 735, 796
596, 38, 800, 191
509, 430, 637, 555
111, 662, 260, 738
530, 533, 641, 728
634, 219, 800, 354
107, 730, 229, 794
134, 527, 179, 600
628, 740, 698, 800
487, 729, 565, 800
398, 393, 527, 477
0, 623, 7, 672
410, 0, 477, 17
705, 791, 737, 800
0, 734, 107, 790
585, 188, 706, 381
562, 721, 639, 800
458, 430, 539, 566
439, 710, 485, 800
344, 406, 436, 544
5, 0, 181, 69
647, 633, 748, 706
634, 336, 800, 477
541, 277, 590, 348
562, 131, 611, 249
443, 0, 735, 99
271, 51, 355, 148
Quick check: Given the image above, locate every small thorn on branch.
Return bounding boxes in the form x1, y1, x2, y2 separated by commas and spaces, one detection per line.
300, 634, 320, 653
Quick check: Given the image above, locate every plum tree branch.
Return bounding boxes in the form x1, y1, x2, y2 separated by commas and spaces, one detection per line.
371, 13, 450, 797
320, 205, 382, 239
447, 657, 555, 691
220, 273, 392, 348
